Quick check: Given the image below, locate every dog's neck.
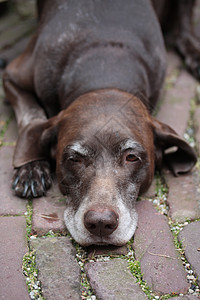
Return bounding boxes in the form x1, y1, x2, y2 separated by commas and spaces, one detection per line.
58, 45, 151, 111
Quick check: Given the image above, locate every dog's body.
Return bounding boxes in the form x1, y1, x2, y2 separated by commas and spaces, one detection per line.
3, 0, 198, 246
31, 0, 166, 115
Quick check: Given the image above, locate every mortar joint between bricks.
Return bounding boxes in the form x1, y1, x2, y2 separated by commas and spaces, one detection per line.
22, 201, 45, 300
168, 217, 200, 297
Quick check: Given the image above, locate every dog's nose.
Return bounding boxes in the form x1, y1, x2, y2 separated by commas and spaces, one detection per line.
84, 209, 119, 237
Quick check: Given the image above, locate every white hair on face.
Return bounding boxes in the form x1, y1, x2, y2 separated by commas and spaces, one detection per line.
120, 139, 139, 151
69, 142, 89, 156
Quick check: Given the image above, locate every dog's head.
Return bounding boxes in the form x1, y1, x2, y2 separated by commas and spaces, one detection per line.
25, 89, 197, 246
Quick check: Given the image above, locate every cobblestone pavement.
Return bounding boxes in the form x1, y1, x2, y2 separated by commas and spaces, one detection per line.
0, 2, 200, 300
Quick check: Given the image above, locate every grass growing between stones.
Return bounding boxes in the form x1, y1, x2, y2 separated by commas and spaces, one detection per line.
23, 201, 96, 300
149, 172, 168, 215
144, 169, 200, 298
169, 219, 200, 297
43, 229, 62, 238
71, 238, 97, 300
154, 171, 200, 296
128, 260, 153, 299
184, 97, 197, 149
126, 245, 178, 300
24, 200, 32, 240
22, 250, 44, 300
22, 201, 45, 300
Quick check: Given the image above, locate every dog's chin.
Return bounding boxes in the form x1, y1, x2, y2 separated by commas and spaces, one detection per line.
69, 233, 135, 247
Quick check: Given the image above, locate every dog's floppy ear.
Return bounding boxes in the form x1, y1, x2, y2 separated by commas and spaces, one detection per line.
39, 117, 59, 160
13, 112, 64, 168
152, 118, 197, 176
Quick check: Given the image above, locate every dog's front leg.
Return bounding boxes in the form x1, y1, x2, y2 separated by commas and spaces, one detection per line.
3, 66, 51, 198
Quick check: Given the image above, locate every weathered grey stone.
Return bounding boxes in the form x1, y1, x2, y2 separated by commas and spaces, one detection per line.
0, 146, 28, 215
178, 222, 200, 281
0, 216, 29, 300
165, 170, 200, 223
134, 200, 190, 295
85, 258, 148, 300
31, 236, 81, 300
32, 180, 67, 235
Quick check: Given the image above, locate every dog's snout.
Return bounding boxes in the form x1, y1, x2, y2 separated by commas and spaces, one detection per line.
84, 209, 119, 237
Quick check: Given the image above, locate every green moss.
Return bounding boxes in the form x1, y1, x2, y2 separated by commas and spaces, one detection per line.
128, 260, 151, 296
22, 201, 45, 299
25, 201, 33, 240
22, 251, 45, 300
149, 172, 169, 215
71, 239, 96, 299
184, 98, 197, 150
169, 218, 200, 295
43, 230, 62, 238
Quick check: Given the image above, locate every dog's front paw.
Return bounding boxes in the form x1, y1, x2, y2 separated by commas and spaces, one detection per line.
12, 160, 51, 199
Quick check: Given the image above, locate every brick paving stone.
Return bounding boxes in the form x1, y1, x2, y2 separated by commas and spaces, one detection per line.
0, 18, 36, 51
32, 180, 67, 235
31, 236, 81, 300
87, 244, 128, 258
0, 13, 21, 34
0, 91, 13, 134
165, 170, 200, 223
2, 116, 18, 144
134, 200, 190, 295
166, 51, 182, 77
168, 296, 200, 300
178, 222, 200, 281
194, 105, 200, 154
0, 146, 28, 215
0, 36, 31, 77
85, 258, 148, 300
157, 70, 197, 137
0, 216, 29, 300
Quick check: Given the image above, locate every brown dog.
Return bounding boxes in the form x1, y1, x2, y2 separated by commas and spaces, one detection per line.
3, 0, 198, 246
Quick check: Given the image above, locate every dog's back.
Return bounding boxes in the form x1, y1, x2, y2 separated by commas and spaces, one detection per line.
34, 0, 166, 115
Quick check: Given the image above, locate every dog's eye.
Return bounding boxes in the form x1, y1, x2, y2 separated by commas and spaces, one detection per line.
69, 157, 82, 163
126, 154, 139, 162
